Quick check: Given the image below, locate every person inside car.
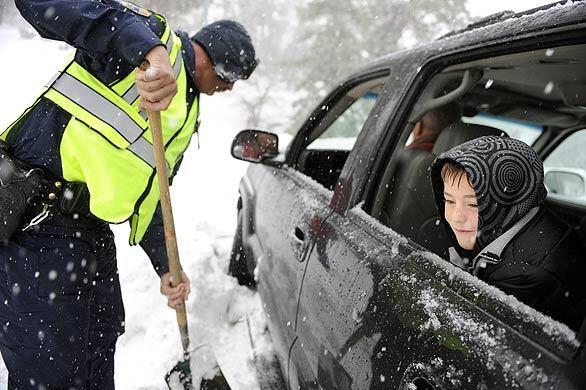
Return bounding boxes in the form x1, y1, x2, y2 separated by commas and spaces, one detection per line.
430, 135, 586, 330
406, 102, 462, 151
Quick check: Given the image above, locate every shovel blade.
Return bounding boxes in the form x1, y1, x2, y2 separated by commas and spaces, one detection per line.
166, 347, 232, 390
165, 356, 193, 390
200, 371, 231, 390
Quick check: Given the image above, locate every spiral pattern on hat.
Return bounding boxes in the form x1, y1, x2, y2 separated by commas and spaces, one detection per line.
466, 136, 504, 155
457, 154, 490, 198
479, 207, 508, 243
431, 134, 546, 250
488, 150, 536, 205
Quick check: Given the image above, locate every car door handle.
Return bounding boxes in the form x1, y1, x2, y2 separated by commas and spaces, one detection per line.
293, 227, 306, 242
291, 227, 310, 262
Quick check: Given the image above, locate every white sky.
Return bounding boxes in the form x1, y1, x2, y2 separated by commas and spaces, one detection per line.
466, 0, 560, 17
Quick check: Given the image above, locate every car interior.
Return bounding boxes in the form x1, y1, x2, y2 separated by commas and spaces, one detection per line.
370, 43, 586, 261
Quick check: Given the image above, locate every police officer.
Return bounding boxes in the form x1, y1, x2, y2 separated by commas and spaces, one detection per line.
0, 1, 257, 388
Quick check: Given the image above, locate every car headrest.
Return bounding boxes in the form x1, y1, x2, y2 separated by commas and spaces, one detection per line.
432, 121, 508, 155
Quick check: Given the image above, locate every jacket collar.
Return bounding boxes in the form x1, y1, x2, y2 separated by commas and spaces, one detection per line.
177, 31, 197, 89
448, 206, 540, 274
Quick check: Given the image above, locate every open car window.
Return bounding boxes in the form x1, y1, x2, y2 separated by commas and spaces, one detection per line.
307, 91, 379, 151
462, 112, 543, 145
367, 42, 586, 332
295, 75, 388, 190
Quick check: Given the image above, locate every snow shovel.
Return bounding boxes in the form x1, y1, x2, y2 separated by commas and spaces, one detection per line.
142, 63, 231, 390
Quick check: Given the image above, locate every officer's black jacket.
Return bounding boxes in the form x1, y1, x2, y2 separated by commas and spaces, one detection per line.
8, 0, 200, 276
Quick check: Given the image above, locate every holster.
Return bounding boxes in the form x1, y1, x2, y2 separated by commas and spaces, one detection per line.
0, 141, 95, 243
0, 140, 47, 243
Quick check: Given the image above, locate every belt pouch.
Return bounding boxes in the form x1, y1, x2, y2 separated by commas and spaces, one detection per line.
59, 182, 90, 216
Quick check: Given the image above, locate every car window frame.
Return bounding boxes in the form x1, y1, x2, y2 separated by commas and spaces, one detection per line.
306, 91, 381, 151
286, 69, 391, 171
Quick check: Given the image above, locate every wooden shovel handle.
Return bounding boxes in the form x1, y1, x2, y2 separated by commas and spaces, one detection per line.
140, 61, 190, 352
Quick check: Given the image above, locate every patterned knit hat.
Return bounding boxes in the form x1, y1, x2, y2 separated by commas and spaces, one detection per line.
430, 136, 547, 252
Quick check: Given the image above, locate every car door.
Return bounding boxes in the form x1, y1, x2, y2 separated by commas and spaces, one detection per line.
294, 114, 586, 390
247, 162, 331, 378
251, 71, 389, 385
292, 205, 414, 390
288, 48, 434, 389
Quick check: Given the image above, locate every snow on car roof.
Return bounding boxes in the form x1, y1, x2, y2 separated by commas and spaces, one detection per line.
356, 0, 586, 79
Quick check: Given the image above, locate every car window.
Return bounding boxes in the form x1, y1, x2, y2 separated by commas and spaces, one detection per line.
462, 112, 543, 145
544, 129, 586, 207
307, 92, 378, 151
295, 75, 388, 190
405, 113, 544, 147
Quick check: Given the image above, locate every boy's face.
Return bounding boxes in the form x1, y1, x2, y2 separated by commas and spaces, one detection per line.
443, 172, 479, 250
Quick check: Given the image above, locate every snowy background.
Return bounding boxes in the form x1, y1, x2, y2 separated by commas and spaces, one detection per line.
0, 0, 558, 388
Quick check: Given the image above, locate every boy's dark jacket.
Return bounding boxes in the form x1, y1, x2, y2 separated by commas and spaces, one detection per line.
431, 136, 586, 330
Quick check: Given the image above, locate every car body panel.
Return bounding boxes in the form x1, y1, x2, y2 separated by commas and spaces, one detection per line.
243, 164, 333, 381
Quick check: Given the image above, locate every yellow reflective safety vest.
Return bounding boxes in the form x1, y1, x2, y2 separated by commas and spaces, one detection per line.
3, 19, 199, 245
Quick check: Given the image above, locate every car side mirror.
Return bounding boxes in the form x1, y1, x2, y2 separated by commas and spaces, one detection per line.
231, 130, 279, 163
544, 170, 585, 197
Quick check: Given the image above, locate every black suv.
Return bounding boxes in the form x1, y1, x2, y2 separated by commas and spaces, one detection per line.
229, 2, 586, 389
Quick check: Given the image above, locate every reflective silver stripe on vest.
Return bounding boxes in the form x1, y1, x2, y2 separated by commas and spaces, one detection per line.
52, 73, 144, 143
52, 74, 170, 173
50, 30, 179, 174
127, 136, 171, 174
127, 136, 156, 168
172, 49, 183, 78
121, 83, 140, 106
122, 30, 176, 104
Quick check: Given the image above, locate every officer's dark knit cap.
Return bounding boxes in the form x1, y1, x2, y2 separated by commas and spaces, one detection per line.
191, 20, 258, 82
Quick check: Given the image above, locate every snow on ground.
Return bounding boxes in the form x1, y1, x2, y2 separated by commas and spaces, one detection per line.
0, 25, 276, 389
